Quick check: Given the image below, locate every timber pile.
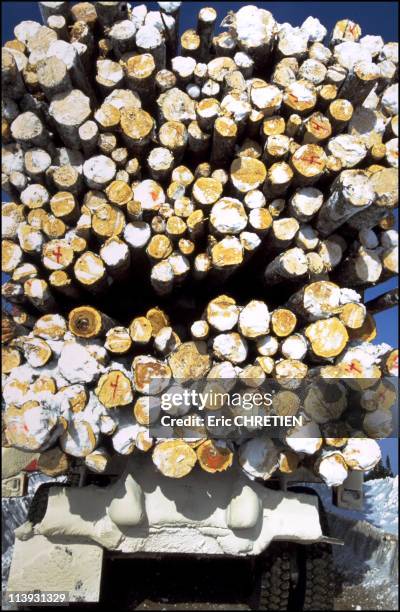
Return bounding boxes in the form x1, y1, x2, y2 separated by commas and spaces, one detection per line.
1, 3, 398, 485
1, 291, 398, 484
2, 2, 399, 301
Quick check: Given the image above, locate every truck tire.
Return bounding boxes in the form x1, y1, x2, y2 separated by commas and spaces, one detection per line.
256, 544, 292, 610
287, 485, 335, 611
302, 543, 334, 611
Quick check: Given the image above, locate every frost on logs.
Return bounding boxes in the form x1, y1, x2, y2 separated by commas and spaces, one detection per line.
1, 3, 399, 485
1, 291, 397, 483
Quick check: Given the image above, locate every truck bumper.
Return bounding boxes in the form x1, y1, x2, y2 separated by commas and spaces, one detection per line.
18, 455, 325, 557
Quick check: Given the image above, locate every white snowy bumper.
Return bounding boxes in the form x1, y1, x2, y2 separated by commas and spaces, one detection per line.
18, 454, 323, 556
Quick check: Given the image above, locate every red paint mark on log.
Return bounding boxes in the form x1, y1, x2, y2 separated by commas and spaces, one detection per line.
301, 154, 323, 167
110, 374, 120, 399
347, 362, 362, 374
349, 23, 357, 36
311, 120, 326, 134
25, 459, 38, 471
53, 246, 63, 263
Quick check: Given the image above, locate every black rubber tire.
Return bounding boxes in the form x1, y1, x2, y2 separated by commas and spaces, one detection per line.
256, 544, 292, 611
302, 543, 335, 611
287, 485, 335, 611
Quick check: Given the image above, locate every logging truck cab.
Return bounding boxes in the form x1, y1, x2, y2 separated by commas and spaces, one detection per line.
6, 453, 362, 610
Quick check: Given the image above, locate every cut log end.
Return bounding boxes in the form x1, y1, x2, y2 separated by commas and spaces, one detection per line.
153, 440, 197, 478
196, 439, 233, 473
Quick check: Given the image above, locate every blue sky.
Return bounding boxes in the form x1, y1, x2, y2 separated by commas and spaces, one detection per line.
1, 1, 398, 471
191, 1, 398, 40
2, 1, 399, 40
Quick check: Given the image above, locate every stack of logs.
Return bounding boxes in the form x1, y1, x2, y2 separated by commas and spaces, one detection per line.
1, 2, 399, 485
2, 289, 398, 484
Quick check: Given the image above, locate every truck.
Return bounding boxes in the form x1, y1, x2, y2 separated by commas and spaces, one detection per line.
5, 452, 363, 610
